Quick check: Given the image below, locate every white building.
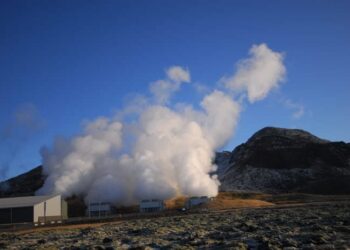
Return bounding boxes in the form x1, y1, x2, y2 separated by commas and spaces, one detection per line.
185, 196, 209, 209
139, 199, 165, 212
0, 195, 68, 225
87, 202, 112, 217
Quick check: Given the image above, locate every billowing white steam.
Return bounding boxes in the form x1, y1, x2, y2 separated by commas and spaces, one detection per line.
150, 66, 190, 104
222, 43, 286, 103
37, 44, 285, 205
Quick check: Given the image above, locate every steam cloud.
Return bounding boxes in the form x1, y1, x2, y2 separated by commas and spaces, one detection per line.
37, 44, 286, 205
222, 43, 286, 103
282, 98, 305, 119
150, 66, 190, 104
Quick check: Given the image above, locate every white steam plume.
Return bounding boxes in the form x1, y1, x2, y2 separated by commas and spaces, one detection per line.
150, 66, 190, 104
38, 118, 123, 197
222, 43, 286, 103
37, 44, 286, 205
282, 98, 305, 119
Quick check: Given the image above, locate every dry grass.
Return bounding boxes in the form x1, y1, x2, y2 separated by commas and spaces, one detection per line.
188, 192, 275, 210
217, 191, 271, 200
164, 196, 187, 209
203, 198, 274, 210
163, 192, 274, 210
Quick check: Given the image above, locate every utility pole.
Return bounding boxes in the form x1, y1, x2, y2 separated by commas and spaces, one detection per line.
88, 200, 91, 218
44, 201, 47, 224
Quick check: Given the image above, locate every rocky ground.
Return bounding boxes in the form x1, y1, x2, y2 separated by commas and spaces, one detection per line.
1, 202, 350, 250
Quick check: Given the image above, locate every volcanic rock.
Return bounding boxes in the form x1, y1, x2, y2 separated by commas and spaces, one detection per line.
217, 127, 350, 194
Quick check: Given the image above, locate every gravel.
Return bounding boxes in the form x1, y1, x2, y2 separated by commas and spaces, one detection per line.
2, 202, 350, 249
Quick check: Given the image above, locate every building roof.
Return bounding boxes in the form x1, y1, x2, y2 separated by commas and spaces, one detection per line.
0, 195, 59, 209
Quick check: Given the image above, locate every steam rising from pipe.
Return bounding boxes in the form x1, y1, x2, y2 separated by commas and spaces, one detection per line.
37, 44, 286, 205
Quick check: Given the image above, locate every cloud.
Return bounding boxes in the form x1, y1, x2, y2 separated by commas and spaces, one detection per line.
115, 94, 150, 119
193, 82, 211, 95
150, 66, 191, 104
1, 103, 45, 141
14, 103, 45, 131
149, 80, 176, 104
166, 66, 190, 83
222, 43, 286, 103
282, 98, 305, 119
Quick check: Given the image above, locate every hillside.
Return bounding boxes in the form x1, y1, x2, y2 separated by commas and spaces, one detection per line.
217, 127, 350, 194
0, 166, 45, 197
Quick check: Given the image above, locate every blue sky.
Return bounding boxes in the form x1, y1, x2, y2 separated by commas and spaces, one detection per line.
1, 1, 349, 180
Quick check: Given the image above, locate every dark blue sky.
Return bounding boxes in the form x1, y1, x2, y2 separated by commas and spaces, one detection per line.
1, 1, 349, 179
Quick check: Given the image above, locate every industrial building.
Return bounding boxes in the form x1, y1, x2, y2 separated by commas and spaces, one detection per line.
139, 199, 165, 212
87, 202, 112, 217
0, 195, 67, 225
185, 196, 209, 208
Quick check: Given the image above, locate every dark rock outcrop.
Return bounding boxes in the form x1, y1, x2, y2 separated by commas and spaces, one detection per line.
0, 165, 45, 197
218, 127, 350, 194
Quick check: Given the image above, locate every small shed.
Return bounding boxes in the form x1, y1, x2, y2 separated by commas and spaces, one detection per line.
185, 196, 209, 209
139, 199, 165, 212
87, 202, 112, 217
0, 194, 68, 225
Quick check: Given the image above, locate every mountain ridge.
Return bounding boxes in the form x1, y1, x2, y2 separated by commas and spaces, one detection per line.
217, 127, 350, 194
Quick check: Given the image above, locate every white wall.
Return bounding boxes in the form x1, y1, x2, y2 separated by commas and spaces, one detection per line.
33, 195, 64, 223
34, 202, 44, 223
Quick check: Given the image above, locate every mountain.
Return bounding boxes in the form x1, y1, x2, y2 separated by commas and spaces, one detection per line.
216, 127, 350, 194
0, 165, 45, 197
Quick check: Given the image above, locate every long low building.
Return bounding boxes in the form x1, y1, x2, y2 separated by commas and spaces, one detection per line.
185, 196, 209, 209
87, 201, 112, 217
0, 194, 68, 225
139, 199, 165, 212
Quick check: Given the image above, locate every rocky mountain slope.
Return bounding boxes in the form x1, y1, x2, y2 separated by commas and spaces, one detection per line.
1, 127, 350, 198
216, 127, 350, 194
0, 165, 45, 197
